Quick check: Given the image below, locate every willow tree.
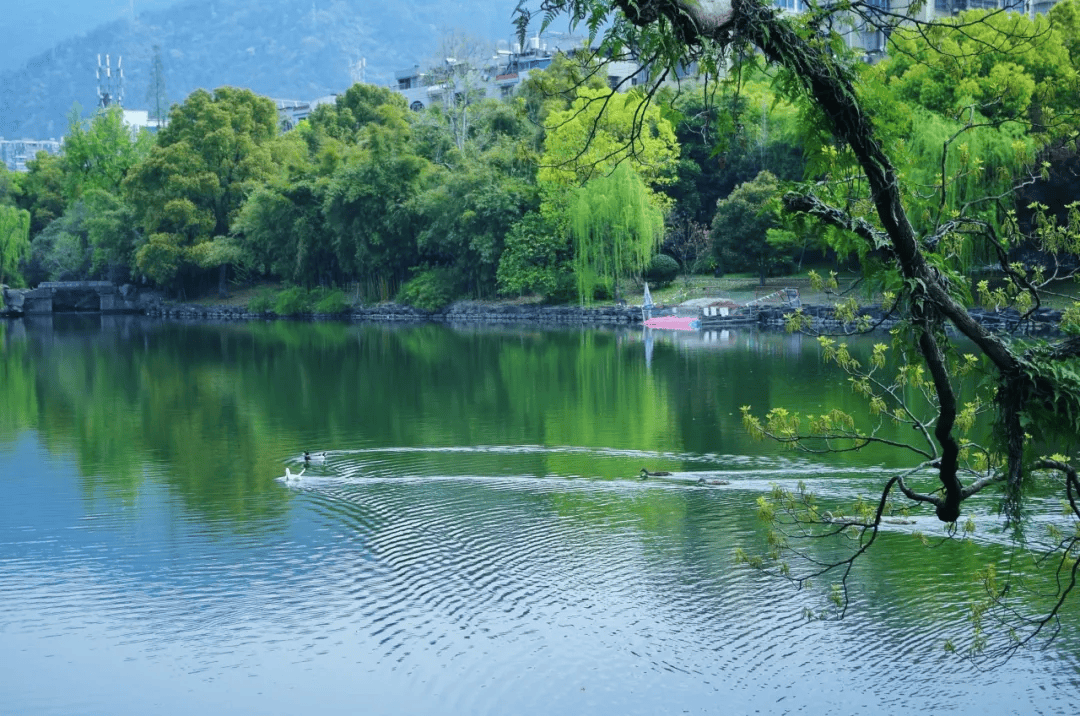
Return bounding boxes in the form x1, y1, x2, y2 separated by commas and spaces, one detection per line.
0, 205, 31, 291
570, 162, 664, 303
517, 0, 1080, 661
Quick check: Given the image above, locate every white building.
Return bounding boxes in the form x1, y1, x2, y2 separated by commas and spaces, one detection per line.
274, 96, 339, 131
0, 138, 62, 172
393, 35, 647, 112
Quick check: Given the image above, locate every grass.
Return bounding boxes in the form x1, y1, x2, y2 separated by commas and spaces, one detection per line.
638, 270, 875, 308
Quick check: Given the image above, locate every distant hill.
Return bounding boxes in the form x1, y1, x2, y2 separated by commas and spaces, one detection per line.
0, 0, 179, 74
1, 0, 522, 140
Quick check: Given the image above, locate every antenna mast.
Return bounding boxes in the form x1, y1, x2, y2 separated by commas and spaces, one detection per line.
96, 53, 125, 108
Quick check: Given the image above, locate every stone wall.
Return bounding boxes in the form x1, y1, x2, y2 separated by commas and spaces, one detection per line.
4, 285, 1066, 335
142, 300, 643, 324
702, 304, 1065, 335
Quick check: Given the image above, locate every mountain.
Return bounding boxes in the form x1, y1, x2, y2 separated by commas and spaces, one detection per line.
0, 0, 179, 74
1, 0, 522, 140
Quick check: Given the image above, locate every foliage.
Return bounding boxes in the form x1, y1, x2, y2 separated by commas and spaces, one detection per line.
321, 105, 430, 288
274, 286, 311, 316
305, 83, 409, 143
413, 101, 540, 298
83, 189, 141, 283
569, 162, 665, 303
643, 253, 680, 286
24, 200, 92, 284
0, 204, 31, 288
882, 9, 1077, 128
663, 213, 712, 277
313, 288, 352, 314
0, 163, 18, 208
660, 78, 805, 226
711, 170, 792, 283
61, 105, 153, 203
539, 86, 679, 194
516, 51, 608, 129
397, 268, 457, 311
124, 87, 278, 294
233, 129, 337, 287
247, 289, 275, 314
15, 151, 66, 237
496, 211, 575, 300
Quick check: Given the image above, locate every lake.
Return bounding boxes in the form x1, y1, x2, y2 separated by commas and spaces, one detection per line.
1, 314, 1076, 715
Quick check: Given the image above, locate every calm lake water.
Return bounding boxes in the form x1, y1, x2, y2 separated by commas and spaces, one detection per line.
1, 314, 1077, 715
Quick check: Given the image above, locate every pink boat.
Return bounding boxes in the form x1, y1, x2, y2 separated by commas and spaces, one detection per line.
643, 315, 701, 331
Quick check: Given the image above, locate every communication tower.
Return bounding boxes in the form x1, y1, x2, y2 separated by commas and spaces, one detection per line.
96, 54, 125, 108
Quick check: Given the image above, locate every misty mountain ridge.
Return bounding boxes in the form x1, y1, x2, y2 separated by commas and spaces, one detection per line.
1, 0, 522, 140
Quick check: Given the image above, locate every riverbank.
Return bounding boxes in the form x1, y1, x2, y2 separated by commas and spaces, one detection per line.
142, 298, 645, 325
3, 282, 1066, 335
138, 296, 1064, 335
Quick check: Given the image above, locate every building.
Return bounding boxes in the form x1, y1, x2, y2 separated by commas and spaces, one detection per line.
0, 138, 62, 172
121, 110, 164, 134
791, 0, 1064, 57
275, 96, 339, 131
393, 35, 647, 112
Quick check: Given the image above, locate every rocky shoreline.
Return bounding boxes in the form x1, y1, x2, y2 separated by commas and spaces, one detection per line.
2, 284, 1066, 334
141, 298, 1065, 335
140, 299, 645, 324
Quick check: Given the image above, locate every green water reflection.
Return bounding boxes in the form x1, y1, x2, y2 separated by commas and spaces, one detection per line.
0, 315, 984, 523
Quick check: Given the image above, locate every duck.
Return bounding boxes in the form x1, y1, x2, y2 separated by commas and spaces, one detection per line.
284, 467, 305, 482
697, 477, 730, 486
304, 451, 326, 464
640, 467, 672, 478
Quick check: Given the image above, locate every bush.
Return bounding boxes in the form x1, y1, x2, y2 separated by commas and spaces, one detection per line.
644, 253, 680, 287
274, 286, 311, 316
397, 269, 457, 311
248, 290, 275, 313
312, 288, 352, 314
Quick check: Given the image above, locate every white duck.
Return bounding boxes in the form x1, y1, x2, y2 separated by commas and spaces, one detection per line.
284, 467, 305, 483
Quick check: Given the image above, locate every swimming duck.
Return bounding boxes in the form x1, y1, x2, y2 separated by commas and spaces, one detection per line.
304, 451, 326, 464
697, 477, 730, 486
640, 468, 672, 478
285, 467, 305, 482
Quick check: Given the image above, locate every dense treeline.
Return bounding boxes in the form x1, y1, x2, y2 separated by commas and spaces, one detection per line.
2, 3, 1080, 310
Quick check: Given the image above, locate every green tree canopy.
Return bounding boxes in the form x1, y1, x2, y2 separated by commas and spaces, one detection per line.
61, 105, 153, 203
710, 170, 790, 284
0, 205, 31, 289
882, 9, 1078, 128
661, 78, 804, 226
15, 152, 66, 238
570, 162, 664, 302
124, 87, 278, 294
305, 83, 409, 144
539, 86, 679, 193
321, 105, 431, 293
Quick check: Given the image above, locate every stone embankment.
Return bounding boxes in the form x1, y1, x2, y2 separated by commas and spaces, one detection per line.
140, 299, 642, 324
737, 304, 1064, 335
2, 282, 1066, 334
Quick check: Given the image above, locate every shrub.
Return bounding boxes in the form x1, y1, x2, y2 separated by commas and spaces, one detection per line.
274, 286, 311, 316
644, 253, 680, 287
312, 288, 352, 314
397, 269, 457, 311
248, 290, 275, 314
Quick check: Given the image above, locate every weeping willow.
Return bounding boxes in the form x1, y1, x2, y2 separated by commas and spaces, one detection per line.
569, 163, 665, 304
901, 109, 1038, 266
